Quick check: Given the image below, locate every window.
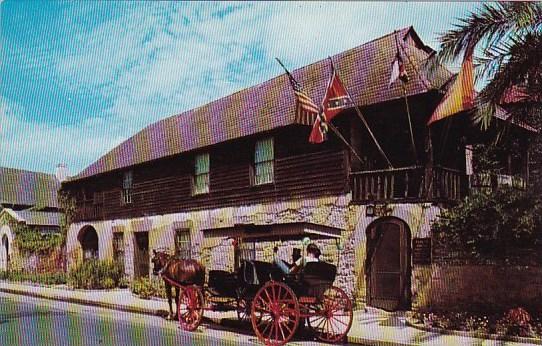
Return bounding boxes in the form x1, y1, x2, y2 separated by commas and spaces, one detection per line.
192, 153, 210, 195
122, 170, 133, 204
112, 232, 125, 272
175, 229, 191, 259
253, 137, 274, 185
93, 191, 102, 205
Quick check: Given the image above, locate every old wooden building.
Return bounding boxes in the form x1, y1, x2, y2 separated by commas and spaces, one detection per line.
0, 166, 64, 271
62, 27, 534, 311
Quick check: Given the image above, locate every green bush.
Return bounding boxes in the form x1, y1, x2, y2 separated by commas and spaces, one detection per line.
68, 259, 123, 289
0, 270, 67, 285
432, 187, 542, 264
131, 277, 167, 299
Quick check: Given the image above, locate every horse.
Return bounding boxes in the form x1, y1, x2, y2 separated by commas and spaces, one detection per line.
151, 250, 205, 320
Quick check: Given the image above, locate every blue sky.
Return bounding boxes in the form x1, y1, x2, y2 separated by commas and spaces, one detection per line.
0, 1, 479, 176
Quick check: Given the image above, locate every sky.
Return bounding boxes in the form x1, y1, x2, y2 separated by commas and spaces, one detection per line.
0, 1, 479, 176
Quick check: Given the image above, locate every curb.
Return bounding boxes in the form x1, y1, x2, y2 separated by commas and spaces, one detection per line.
347, 335, 416, 346
405, 318, 542, 345
0, 286, 168, 318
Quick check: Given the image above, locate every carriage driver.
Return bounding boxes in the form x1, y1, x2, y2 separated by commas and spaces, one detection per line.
273, 243, 321, 275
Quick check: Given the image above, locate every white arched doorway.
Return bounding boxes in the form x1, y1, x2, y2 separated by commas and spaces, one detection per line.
0, 225, 13, 271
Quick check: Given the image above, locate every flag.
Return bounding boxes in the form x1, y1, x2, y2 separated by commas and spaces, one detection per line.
308, 110, 328, 144
284, 70, 320, 126
388, 50, 408, 87
427, 48, 475, 125
309, 62, 351, 143
321, 65, 351, 122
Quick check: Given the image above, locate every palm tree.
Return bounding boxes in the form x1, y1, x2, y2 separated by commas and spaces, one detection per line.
436, 2, 542, 128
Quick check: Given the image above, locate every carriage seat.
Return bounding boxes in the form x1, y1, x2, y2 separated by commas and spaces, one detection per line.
299, 261, 337, 297
240, 260, 282, 286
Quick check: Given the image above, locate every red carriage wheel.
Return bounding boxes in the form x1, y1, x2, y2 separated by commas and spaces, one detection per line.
177, 285, 204, 331
306, 286, 353, 343
251, 281, 300, 346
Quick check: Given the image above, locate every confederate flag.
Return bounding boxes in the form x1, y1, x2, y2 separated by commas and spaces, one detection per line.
388, 50, 408, 87
309, 64, 351, 144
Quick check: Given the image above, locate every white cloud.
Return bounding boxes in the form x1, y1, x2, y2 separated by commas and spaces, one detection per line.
3, 2, 479, 174
1, 97, 125, 174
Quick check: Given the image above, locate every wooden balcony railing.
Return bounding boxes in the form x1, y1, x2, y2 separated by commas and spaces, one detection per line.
469, 172, 526, 190
75, 203, 103, 221
351, 166, 465, 204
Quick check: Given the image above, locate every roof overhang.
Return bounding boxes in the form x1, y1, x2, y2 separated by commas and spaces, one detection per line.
202, 222, 343, 241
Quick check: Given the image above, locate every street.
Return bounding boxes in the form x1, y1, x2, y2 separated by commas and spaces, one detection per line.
0, 292, 355, 346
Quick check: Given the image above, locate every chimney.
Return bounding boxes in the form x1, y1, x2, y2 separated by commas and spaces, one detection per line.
55, 163, 69, 182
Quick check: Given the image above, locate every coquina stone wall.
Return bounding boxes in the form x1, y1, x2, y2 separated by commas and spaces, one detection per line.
66, 193, 444, 308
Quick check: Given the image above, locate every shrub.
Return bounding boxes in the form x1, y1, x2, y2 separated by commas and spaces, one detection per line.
432, 187, 542, 264
131, 277, 167, 299
68, 259, 123, 289
0, 270, 67, 285
496, 307, 535, 337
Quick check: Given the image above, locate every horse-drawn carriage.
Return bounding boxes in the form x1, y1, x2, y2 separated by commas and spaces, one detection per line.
152, 224, 353, 346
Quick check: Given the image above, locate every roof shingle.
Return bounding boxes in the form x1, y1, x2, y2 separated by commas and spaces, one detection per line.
71, 27, 451, 181
0, 167, 60, 208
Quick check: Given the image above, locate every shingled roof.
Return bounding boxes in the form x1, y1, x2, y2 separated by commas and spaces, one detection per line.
1, 208, 61, 227
71, 27, 452, 181
0, 167, 60, 208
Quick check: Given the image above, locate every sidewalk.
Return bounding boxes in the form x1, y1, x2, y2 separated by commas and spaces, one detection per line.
0, 281, 538, 346
347, 308, 540, 346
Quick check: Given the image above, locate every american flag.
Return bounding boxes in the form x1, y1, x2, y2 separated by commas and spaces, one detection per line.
287, 74, 320, 126
276, 58, 319, 126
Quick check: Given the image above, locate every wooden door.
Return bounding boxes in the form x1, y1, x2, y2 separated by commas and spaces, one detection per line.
134, 232, 149, 278
366, 219, 410, 311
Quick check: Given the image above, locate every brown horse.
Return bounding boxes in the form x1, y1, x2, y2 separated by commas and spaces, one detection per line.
151, 250, 205, 320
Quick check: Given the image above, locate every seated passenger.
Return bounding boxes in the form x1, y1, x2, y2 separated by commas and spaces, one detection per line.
273, 243, 321, 275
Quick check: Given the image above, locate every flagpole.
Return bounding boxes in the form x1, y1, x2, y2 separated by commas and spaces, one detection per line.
276, 57, 365, 165
329, 58, 394, 169
393, 32, 419, 164
327, 121, 365, 166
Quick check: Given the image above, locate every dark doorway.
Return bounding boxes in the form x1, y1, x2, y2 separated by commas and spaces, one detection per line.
366, 218, 411, 311
78, 226, 99, 261
134, 232, 149, 278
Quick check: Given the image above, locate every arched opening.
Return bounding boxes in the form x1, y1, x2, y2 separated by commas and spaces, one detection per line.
365, 217, 411, 311
78, 226, 99, 261
1, 234, 8, 271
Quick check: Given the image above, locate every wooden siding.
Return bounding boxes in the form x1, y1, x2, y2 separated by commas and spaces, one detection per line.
67, 127, 349, 222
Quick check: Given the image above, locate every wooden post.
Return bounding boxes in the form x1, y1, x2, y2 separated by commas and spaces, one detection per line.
424, 126, 434, 200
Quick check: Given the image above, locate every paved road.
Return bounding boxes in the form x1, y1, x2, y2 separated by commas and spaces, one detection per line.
0, 292, 355, 346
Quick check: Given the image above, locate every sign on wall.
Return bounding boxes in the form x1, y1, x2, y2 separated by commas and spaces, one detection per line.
412, 237, 431, 265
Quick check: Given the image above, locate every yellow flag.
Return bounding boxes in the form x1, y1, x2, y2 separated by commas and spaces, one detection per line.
427, 50, 475, 125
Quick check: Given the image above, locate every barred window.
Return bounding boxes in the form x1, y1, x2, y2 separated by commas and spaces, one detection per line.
253, 137, 274, 185
112, 232, 125, 272
192, 153, 210, 195
175, 229, 191, 259
122, 170, 133, 204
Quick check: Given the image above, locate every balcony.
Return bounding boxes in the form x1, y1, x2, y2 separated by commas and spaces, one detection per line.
469, 173, 526, 191
350, 166, 466, 204
75, 203, 103, 222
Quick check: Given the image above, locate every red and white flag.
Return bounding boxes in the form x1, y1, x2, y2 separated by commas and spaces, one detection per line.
309, 64, 351, 144
388, 50, 408, 87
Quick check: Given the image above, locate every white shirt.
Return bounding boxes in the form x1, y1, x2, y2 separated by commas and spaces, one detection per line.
295, 256, 319, 266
